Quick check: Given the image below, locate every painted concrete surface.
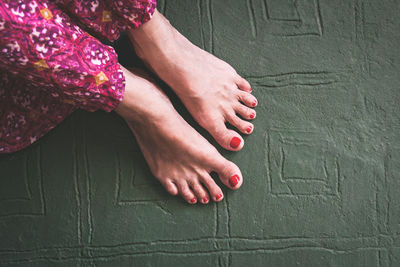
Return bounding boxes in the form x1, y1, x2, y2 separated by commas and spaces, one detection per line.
1, 0, 399, 266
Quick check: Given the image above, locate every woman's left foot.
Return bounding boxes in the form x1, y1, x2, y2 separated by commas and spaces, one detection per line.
128, 10, 258, 151
115, 66, 244, 204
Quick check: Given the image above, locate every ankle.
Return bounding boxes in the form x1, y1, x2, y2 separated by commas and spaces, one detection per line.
128, 10, 171, 55
114, 65, 174, 126
127, 10, 183, 66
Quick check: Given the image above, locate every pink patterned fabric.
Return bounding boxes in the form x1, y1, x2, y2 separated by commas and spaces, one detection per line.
0, 0, 156, 153
55, 0, 156, 41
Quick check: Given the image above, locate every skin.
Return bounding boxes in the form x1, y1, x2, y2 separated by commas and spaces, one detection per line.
114, 10, 258, 203
127, 10, 258, 151
115, 66, 243, 204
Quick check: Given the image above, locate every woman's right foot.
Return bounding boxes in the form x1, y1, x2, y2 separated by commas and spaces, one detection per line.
115, 66, 243, 204
128, 10, 258, 152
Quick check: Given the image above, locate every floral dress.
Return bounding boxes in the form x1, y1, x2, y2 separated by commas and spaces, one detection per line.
0, 0, 156, 153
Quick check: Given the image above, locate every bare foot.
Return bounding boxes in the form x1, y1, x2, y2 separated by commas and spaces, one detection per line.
114, 66, 243, 204
128, 10, 257, 151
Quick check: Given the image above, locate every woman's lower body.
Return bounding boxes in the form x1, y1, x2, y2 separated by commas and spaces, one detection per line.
1, 10, 258, 204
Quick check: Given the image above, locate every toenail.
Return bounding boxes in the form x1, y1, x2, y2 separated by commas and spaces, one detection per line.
252, 100, 257, 107
202, 197, 209, 204
246, 126, 252, 133
230, 137, 241, 148
250, 113, 255, 119
216, 193, 223, 200
249, 88, 252, 93
191, 198, 197, 204
229, 175, 240, 187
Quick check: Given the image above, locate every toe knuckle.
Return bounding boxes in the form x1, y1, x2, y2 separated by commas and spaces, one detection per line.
168, 188, 178, 196
200, 176, 213, 186
225, 109, 236, 120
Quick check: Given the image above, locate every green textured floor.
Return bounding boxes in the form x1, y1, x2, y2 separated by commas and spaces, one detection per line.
1, 0, 400, 266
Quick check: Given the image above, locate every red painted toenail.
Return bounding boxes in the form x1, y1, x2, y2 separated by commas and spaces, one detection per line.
202, 197, 209, 203
246, 126, 252, 133
252, 100, 257, 107
250, 113, 255, 119
191, 198, 197, 204
216, 193, 223, 200
230, 137, 241, 148
229, 175, 240, 187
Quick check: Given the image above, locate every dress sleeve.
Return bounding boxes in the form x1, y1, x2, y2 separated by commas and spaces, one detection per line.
0, 0, 125, 112
54, 0, 157, 42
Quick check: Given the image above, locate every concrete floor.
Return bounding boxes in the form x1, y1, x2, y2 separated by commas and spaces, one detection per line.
1, 0, 399, 266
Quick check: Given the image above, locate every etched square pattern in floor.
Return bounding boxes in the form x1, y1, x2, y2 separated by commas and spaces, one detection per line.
1, 0, 399, 266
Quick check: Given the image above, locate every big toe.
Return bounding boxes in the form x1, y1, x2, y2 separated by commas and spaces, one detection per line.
213, 158, 243, 190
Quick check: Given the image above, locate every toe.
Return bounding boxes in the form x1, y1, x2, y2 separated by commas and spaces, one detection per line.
238, 91, 258, 108
176, 181, 197, 204
235, 104, 256, 121
199, 172, 224, 202
160, 179, 179, 196
190, 179, 210, 204
235, 75, 252, 93
213, 158, 243, 190
205, 117, 244, 151
226, 112, 254, 135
